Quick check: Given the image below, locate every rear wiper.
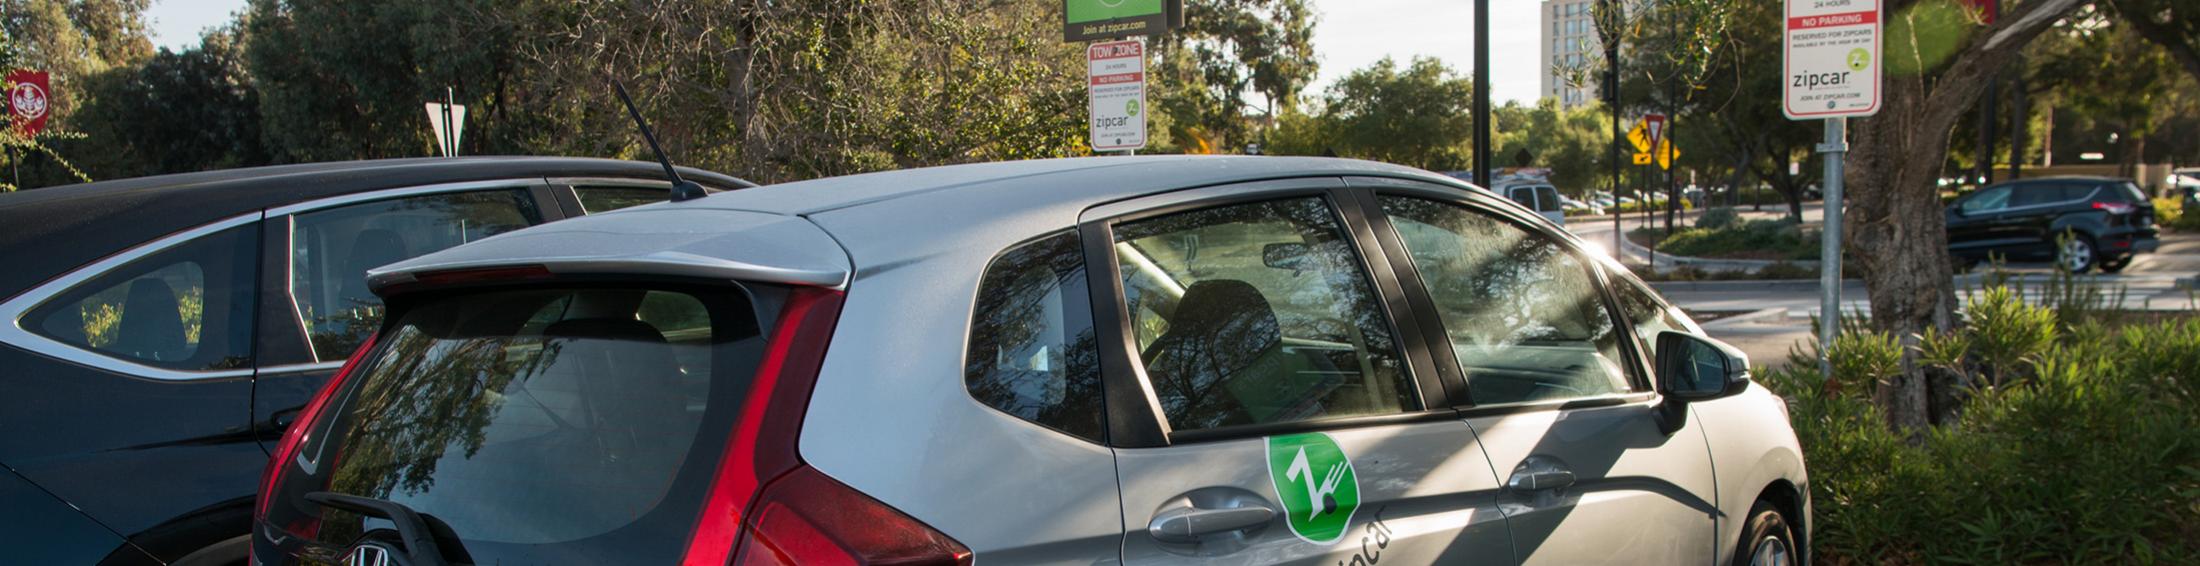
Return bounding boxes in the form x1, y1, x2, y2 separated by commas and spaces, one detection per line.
304, 491, 466, 566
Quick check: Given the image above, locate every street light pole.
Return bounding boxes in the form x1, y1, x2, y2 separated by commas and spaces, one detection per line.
1473, 0, 1492, 188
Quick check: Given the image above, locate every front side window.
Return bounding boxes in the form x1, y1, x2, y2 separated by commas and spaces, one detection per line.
27, 223, 258, 371
288, 189, 542, 361
1381, 196, 1632, 405
1960, 186, 2013, 215
1113, 196, 1413, 431
1610, 270, 1692, 376
965, 231, 1104, 442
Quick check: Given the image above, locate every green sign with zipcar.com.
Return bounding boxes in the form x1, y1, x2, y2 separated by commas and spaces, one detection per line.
1064, 0, 1174, 42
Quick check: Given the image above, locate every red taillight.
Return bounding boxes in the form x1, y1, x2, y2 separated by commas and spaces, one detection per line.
732, 466, 974, 566
256, 332, 378, 518
2093, 201, 2136, 214
681, 287, 854, 566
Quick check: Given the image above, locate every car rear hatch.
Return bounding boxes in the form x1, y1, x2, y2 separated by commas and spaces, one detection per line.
251, 208, 969, 565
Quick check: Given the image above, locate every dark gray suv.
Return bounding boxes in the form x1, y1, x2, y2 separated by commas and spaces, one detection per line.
1946, 176, 2160, 273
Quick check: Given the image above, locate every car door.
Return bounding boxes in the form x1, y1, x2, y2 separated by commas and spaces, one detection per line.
250, 181, 565, 451
2005, 183, 2091, 256
1359, 183, 1719, 565
1093, 180, 1515, 566
0, 216, 264, 544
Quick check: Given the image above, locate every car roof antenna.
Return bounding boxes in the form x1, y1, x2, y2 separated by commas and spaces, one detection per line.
609, 78, 708, 202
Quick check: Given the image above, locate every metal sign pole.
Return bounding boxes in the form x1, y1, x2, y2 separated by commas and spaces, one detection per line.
1818, 117, 1847, 378
443, 87, 457, 157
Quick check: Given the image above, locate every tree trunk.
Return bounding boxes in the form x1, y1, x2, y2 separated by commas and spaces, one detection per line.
1843, 0, 2084, 431
1846, 77, 1959, 431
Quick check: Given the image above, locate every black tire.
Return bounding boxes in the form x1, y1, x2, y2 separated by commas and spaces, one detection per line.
2056, 232, 2098, 274
2099, 254, 2132, 273
1733, 499, 1797, 566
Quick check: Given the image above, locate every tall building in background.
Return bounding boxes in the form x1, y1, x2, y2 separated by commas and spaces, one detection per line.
1541, 0, 1602, 109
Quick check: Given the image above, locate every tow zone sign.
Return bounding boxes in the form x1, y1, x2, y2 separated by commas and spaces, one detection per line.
1088, 38, 1146, 152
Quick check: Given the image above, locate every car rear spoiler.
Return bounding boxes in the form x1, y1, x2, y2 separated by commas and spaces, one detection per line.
367, 208, 851, 294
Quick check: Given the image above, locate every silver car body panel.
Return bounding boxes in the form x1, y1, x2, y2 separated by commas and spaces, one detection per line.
1690, 386, 1811, 564
367, 207, 851, 290
1114, 421, 1515, 565
1466, 397, 1720, 565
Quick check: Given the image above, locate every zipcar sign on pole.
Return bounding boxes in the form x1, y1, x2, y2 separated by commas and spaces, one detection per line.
1065, 0, 1176, 42
1782, 0, 1881, 118
1089, 38, 1146, 152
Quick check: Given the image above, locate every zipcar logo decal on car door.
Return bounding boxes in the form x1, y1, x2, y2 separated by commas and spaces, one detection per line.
1265, 432, 1361, 543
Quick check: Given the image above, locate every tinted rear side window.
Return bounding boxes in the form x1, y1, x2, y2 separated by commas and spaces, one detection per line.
965, 231, 1104, 442
266, 285, 764, 565
27, 223, 258, 371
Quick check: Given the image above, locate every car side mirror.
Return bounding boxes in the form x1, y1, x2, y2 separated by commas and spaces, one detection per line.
1262, 243, 1311, 273
1655, 330, 1750, 402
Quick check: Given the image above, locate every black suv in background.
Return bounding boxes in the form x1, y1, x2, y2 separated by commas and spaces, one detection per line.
1946, 177, 2159, 273
0, 158, 747, 565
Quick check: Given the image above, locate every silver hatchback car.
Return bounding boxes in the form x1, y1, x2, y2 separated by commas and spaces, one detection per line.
252, 156, 1807, 566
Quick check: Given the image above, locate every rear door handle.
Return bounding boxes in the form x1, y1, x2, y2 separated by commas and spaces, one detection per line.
1148, 505, 1276, 543
1507, 456, 1576, 492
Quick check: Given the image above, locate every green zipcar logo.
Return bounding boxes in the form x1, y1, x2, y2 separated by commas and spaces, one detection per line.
1265, 432, 1361, 543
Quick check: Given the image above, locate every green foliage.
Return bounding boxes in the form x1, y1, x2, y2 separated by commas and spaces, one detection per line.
1291, 56, 1474, 170
1151, 0, 1316, 153
1764, 314, 2200, 563
66, 25, 264, 178
2155, 196, 2200, 231
1883, 0, 1976, 77
1694, 207, 1740, 230
1630, 219, 1817, 261
1962, 287, 2057, 388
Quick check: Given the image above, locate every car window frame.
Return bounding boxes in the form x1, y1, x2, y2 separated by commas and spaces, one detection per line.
254, 179, 566, 372
0, 211, 265, 382
1078, 177, 1455, 448
1340, 176, 1659, 417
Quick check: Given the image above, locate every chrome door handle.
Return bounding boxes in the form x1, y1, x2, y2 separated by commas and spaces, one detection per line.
1507, 456, 1576, 492
1148, 505, 1277, 543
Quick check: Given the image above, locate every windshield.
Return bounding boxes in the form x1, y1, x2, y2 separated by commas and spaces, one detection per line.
262, 284, 767, 564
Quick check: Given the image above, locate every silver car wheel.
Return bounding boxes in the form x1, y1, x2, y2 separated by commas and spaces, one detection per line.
2059, 236, 2093, 273
1749, 534, 1792, 566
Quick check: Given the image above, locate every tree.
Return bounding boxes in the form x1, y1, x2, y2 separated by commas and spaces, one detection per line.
1151, 0, 1317, 153
2107, 0, 2200, 83
0, 0, 152, 188
1685, 0, 1819, 219
1842, 0, 2085, 430
1312, 56, 1475, 171
69, 25, 266, 178
2030, 5, 2183, 177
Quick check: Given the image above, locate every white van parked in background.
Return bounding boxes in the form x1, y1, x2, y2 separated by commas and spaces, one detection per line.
1496, 181, 1568, 226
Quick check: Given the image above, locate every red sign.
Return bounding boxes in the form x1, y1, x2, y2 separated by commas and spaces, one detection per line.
6, 70, 51, 137
1788, 10, 1878, 29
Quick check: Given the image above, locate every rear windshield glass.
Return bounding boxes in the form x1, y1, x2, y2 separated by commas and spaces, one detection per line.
264, 285, 766, 564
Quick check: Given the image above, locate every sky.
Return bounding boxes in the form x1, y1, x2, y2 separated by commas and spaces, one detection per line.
146, 0, 1548, 105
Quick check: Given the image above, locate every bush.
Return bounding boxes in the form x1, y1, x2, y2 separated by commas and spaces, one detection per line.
1631, 218, 1818, 261
2153, 196, 2200, 232
1697, 206, 1741, 229
1761, 296, 2200, 564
